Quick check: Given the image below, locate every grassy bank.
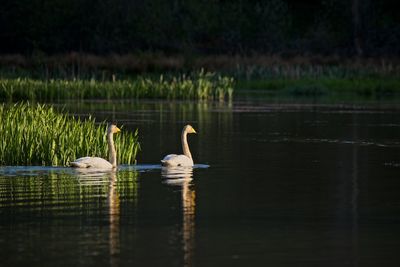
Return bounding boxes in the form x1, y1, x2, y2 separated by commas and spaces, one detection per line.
1, 53, 400, 100
0, 103, 140, 166
0, 71, 234, 101
236, 77, 400, 98
1, 53, 400, 78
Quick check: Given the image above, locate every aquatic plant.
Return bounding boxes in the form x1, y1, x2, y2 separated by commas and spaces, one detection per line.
236, 77, 400, 98
2, 54, 400, 78
0, 70, 234, 101
0, 103, 140, 166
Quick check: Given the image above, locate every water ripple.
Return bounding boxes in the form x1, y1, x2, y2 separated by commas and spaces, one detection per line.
267, 137, 400, 148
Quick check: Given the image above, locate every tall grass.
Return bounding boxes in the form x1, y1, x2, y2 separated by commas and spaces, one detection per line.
3, 53, 400, 100
2, 53, 400, 78
0, 70, 234, 101
236, 77, 400, 98
0, 103, 140, 166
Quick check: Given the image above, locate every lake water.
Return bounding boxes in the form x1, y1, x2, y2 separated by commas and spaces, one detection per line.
1, 99, 400, 266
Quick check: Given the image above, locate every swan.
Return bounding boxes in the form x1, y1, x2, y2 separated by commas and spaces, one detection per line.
161, 125, 197, 167
70, 124, 121, 169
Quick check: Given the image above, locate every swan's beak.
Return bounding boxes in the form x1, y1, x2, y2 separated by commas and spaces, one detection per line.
115, 127, 121, 133
193, 129, 197, 134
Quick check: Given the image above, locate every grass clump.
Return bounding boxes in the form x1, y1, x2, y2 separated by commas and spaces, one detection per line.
0, 103, 140, 166
236, 77, 400, 98
0, 70, 234, 101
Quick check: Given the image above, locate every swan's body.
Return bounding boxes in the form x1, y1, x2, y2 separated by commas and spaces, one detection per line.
161, 125, 196, 167
71, 124, 121, 169
70, 156, 114, 169
162, 154, 193, 167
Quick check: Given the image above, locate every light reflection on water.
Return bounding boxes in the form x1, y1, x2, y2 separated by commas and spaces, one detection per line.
0, 164, 205, 266
162, 167, 196, 267
108, 171, 120, 266
0, 166, 139, 211
1, 100, 400, 266
0, 166, 137, 267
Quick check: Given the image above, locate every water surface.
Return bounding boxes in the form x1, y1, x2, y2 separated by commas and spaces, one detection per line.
1, 99, 400, 266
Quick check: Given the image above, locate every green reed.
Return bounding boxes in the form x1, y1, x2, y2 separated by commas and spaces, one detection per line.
236, 77, 400, 98
0, 103, 140, 166
0, 70, 234, 101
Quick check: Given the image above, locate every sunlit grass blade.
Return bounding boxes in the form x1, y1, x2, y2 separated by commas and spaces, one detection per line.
0, 71, 234, 101
0, 103, 140, 166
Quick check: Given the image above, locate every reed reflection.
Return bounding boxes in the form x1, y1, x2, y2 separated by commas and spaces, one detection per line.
108, 171, 120, 267
73, 169, 121, 259
162, 167, 196, 267
74, 169, 140, 267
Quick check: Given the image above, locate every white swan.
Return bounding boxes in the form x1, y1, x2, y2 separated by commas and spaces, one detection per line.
161, 125, 196, 167
70, 124, 121, 169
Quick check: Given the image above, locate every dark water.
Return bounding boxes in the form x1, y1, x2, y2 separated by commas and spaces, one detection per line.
1, 99, 400, 267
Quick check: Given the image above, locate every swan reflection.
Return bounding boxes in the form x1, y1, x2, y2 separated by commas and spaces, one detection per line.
161, 166, 193, 183
108, 171, 120, 266
73, 169, 121, 266
73, 168, 115, 186
162, 167, 196, 267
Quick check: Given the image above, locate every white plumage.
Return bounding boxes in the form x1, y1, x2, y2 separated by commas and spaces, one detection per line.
161, 125, 196, 167
161, 154, 193, 167
70, 156, 113, 169
70, 124, 121, 169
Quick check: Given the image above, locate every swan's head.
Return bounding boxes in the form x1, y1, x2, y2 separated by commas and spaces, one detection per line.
184, 125, 197, 134
108, 124, 121, 134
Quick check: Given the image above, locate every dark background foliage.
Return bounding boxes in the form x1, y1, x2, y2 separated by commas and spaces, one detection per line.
0, 0, 399, 56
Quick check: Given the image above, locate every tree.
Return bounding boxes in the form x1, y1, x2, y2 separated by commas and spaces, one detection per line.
352, 0, 363, 56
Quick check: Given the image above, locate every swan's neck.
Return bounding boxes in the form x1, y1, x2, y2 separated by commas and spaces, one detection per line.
181, 130, 192, 161
108, 132, 117, 168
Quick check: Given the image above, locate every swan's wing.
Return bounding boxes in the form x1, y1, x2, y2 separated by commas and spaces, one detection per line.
161, 154, 193, 167
71, 157, 112, 169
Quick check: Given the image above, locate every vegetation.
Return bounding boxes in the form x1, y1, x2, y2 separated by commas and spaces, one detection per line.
1, 1, 399, 56
229, 58, 400, 98
3, 54, 400, 100
1, 1, 399, 102
0, 103, 140, 166
2, 54, 400, 78
236, 78, 400, 99
0, 71, 234, 101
